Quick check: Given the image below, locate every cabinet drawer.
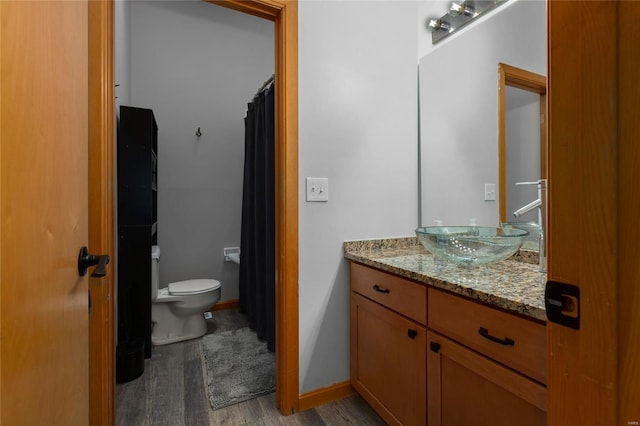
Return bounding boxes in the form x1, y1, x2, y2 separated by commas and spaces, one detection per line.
428, 288, 546, 384
350, 262, 426, 325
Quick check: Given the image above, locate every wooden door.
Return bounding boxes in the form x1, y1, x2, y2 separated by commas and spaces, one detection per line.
427, 331, 546, 426
1, 2, 91, 424
547, 1, 640, 424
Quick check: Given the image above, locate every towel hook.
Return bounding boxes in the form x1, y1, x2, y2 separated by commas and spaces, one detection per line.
196, 127, 202, 137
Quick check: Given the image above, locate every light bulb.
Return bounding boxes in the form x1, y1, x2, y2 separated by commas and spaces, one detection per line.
449, 2, 476, 17
427, 18, 452, 32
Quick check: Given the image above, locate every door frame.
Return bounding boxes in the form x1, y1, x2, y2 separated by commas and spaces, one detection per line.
88, 2, 115, 425
207, 0, 300, 414
88, 0, 300, 421
497, 63, 547, 224
617, 3, 640, 419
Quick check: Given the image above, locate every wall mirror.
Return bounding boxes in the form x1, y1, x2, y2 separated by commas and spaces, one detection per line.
498, 63, 547, 226
419, 0, 546, 230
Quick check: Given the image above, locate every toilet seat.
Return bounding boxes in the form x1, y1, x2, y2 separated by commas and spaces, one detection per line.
168, 279, 221, 295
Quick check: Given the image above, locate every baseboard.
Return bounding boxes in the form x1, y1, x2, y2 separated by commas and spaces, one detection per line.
297, 381, 356, 412
209, 299, 239, 312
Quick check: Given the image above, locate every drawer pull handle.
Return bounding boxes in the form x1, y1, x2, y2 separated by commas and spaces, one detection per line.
407, 329, 417, 339
478, 327, 515, 346
372, 284, 390, 294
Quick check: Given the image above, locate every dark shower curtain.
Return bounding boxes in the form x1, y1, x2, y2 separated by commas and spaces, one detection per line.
239, 78, 276, 352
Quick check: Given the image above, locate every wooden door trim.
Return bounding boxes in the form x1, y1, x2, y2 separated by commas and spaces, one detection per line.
89, 1, 115, 425
208, 0, 300, 415
618, 3, 640, 421
547, 2, 618, 424
498, 63, 547, 223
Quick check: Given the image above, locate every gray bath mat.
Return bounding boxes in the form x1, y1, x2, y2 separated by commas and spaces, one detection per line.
201, 327, 275, 410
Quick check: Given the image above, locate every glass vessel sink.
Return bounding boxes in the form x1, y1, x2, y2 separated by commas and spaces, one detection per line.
501, 221, 540, 251
415, 226, 529, 266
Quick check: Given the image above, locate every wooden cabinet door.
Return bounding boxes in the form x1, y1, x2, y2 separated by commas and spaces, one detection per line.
427, 331, 546, 426
351, 292, 426, 426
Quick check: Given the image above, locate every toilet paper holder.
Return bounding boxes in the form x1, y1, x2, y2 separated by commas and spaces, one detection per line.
223, 247, 241, 264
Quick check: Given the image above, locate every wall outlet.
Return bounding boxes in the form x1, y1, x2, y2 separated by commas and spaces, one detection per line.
484, 183, 496, 201
306, 177, 329, 202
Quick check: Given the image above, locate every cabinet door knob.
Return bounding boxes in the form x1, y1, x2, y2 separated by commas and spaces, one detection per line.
430, 341, 441, 353
407, 329, 418, 339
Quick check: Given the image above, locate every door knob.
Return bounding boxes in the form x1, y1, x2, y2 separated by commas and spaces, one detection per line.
545, 280, 580, 330
78, 246, 110, 278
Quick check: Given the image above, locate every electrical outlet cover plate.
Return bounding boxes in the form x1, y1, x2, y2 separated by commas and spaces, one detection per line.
306, 177, 329, 202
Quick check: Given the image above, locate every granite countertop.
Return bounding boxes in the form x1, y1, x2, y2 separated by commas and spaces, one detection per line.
344, 237, 547, 322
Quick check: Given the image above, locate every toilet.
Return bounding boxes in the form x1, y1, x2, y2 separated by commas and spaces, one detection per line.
151, 245, 222, 346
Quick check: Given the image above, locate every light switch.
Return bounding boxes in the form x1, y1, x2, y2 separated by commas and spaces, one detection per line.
306, 177, 329, 202
484, 183, 496, 201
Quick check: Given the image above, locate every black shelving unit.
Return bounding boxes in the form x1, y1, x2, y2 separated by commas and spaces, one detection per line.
117, 106, 158, 364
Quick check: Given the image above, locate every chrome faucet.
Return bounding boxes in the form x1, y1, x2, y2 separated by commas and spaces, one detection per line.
513, 179, 547, 273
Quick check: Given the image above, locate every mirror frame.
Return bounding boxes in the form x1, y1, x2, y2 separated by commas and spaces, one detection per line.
498, 62, 547, 223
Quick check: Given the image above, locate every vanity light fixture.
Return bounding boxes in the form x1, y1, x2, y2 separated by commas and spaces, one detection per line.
427, 0, 510, 45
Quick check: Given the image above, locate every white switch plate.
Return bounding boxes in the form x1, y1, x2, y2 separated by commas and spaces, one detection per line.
306, 177, 329, 202
484, 183, 496, 201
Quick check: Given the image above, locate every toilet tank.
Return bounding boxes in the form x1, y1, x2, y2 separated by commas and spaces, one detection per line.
151, 245, 161, 299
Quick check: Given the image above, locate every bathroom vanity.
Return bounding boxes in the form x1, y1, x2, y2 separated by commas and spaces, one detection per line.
345, 238, 547, 426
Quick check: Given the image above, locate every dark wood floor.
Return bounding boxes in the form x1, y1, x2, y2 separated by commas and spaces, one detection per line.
116, 309, 385, 425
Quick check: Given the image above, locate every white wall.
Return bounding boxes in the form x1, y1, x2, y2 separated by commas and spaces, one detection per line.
115, 0, 132, 344
129, 1, 274, 301
298, 0, 420, 393
115, 0, 131, 111
419, 0, 546, 227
